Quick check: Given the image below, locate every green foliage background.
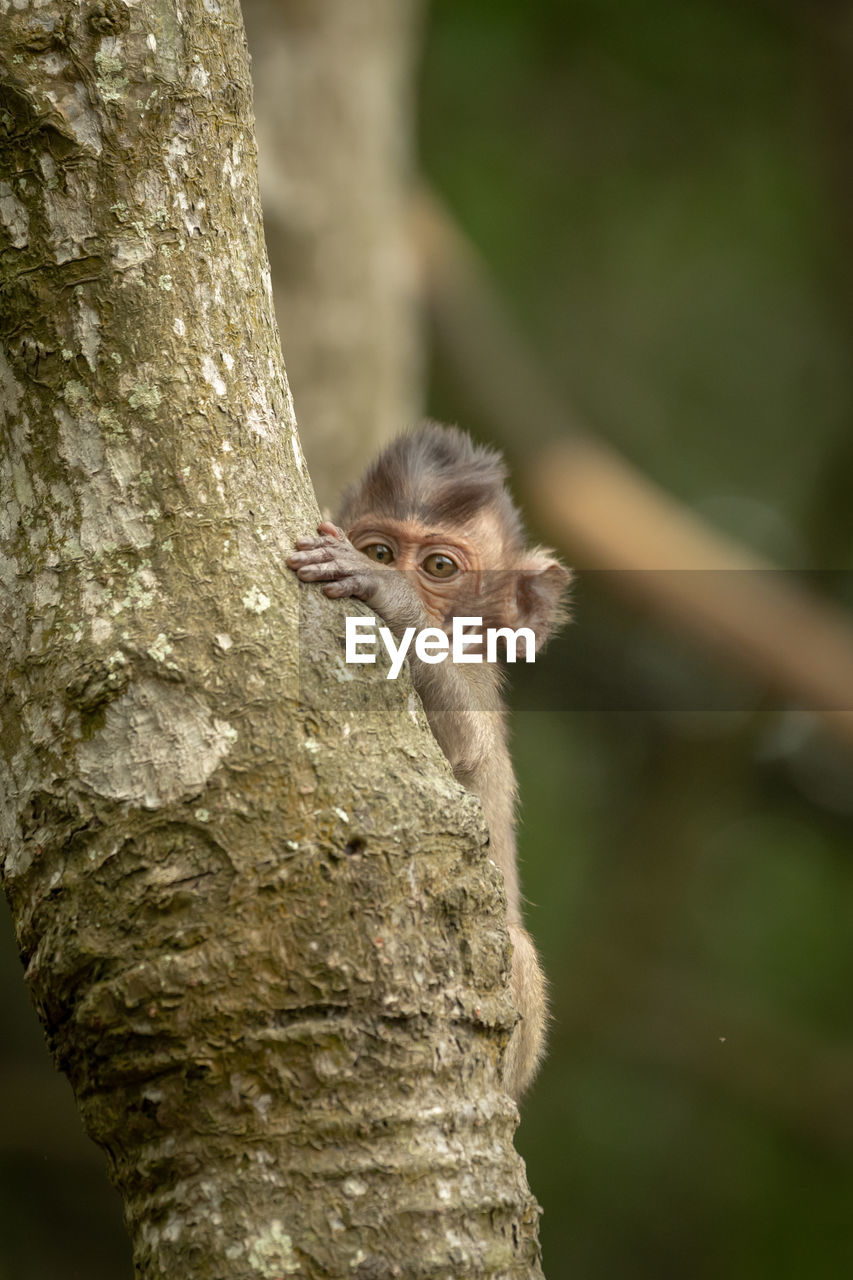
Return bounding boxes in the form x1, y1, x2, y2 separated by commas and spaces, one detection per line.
422, 1, 853, 1276
2, 2, 852, 1276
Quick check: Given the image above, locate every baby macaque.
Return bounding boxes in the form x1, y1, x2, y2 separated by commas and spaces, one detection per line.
287, 422, 569, 1098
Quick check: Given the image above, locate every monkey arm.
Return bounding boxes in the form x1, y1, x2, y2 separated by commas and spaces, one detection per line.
287, 524, 500, 777
289, 528, 522, 916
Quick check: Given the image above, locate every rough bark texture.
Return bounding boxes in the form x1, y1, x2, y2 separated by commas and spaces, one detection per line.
242, 0, 424, 507
0, 2, 543, 1277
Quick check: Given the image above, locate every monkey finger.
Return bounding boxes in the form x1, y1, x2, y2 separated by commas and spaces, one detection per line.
287, 546, 335, 566
293, 536, 346, 555
323, 576, 366, 599
293, 561, 347, 582
317, 521, 347, 541
292, 536, 335, 551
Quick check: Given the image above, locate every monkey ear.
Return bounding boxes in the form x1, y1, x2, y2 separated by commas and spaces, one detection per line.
513, 550, 572, 651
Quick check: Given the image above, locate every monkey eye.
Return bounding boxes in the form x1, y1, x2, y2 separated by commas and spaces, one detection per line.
422, 552, 459, 579
362, 543, 395, 564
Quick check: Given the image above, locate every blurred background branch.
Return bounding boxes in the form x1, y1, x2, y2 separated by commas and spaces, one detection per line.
416, 189, 853, 747
243, 0, 427, 506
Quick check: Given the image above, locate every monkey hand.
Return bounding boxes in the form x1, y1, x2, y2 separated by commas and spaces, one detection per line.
287, 522, 426, 633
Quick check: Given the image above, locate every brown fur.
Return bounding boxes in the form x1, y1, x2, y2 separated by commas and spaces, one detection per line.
289, 423, 570, 1099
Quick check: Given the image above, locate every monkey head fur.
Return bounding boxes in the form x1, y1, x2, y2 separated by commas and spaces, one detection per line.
335, 421, 570, 650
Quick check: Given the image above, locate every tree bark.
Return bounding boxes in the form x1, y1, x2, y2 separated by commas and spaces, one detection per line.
0, 3, 543, 1277
242, 0, 425, 507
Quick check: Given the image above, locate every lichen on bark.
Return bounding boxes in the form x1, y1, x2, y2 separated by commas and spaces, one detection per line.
0, 2, 544, 1276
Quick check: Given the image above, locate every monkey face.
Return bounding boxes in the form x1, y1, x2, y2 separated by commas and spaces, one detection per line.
345, 510, 533, 635
346, 513, 478, 626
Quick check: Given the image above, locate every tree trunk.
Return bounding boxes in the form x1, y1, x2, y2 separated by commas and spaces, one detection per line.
242, 0, 425, 506
0, 3, 543, 1276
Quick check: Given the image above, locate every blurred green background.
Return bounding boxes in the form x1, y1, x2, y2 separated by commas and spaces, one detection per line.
2, 1, 852, 1276
422, 2, 853, 1276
